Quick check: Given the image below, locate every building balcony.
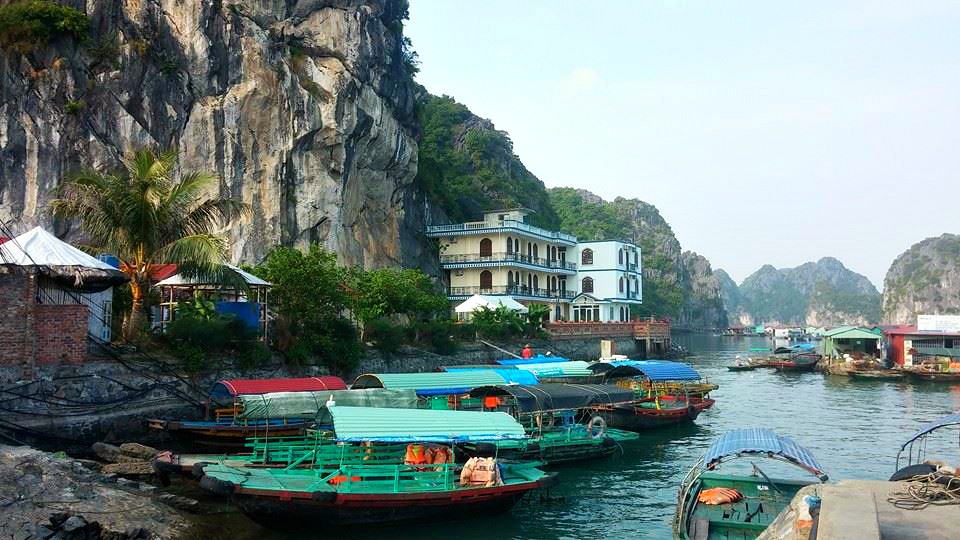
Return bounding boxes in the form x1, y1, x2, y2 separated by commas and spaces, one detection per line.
426, 220, 577, 246
447, 286, 577, 301
626, 262, 640, 272
440, 252, 577, 273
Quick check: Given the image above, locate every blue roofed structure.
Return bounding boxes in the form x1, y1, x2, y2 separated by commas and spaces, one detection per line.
703, 428, 827, 480
441, 368, 540, 385
589, 360, 701, 381
497, 355, 569, 366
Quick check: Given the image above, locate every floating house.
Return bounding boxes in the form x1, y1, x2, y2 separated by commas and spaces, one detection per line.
822, 326, 883, 358
883, 316, 960, 367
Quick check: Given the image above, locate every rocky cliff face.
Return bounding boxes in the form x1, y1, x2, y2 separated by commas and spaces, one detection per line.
736, 257, 881, 325
0, 0, 436, 272
714, 268, 752, 326
883, 233, 960, 324
679, 251, 728, 329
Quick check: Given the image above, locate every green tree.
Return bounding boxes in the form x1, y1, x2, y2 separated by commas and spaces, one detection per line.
252, 244, 360, 374
524, 303, 551, 336
351, 267, 448, 336
49, 147, 249, 340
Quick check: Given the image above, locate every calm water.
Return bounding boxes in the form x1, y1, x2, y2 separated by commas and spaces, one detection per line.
205, 335, 960, 540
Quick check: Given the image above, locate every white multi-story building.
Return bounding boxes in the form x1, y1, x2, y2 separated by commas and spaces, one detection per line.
570, 241, 642, 322
425, 209, 578, 321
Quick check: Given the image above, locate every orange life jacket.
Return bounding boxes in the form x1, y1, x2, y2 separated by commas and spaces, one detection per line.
404, 444, 427, 465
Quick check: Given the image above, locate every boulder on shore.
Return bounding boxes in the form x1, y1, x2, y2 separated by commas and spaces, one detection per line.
0, 445, 188, 539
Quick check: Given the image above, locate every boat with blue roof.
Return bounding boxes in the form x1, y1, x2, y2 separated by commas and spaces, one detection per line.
673, 428, 828, 539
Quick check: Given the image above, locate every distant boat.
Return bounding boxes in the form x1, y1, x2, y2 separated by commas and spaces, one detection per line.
727, 356, 758, 371
673, 428, 828, 540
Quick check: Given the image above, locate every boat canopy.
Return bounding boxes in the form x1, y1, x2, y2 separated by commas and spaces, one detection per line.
328, 406, 526, 442
209, 377, 347, 398
497, 355, 569, 366
351, 371, 508, 396
237, 388, 419, 422
469, 383, 634, 413
440, 367, 539, 385
703, 428, 827, 480
589, 360, 701, 381
501, 361, 593, 378
898, 413, 960, 452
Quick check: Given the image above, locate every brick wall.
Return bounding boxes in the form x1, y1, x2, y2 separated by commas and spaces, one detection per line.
36, 303, 89, 364
0, 268, 89, 371
0, 268, 35, 366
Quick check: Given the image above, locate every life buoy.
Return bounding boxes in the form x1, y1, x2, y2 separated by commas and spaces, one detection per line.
587, 416, 607, 439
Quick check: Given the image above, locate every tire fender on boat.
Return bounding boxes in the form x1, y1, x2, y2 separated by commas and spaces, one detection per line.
199, 475, 235, 495
889, 463, 938, 482
587, 416, 607, 439
191, 462, 214, 479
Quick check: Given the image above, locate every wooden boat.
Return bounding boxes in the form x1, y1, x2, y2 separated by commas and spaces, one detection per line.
466, 383, 639, 465
590, 360, 718, 398
849, 369, 905, 381
595, 395, 714, 431
727, 364, 757, 371
148, 377, 347, 450
673, 428, 828, 539
904, 369, 960, 382
197, 406, 555, 528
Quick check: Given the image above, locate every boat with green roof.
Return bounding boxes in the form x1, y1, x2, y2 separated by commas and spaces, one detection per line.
673, 428, 828, 540
196, 406, 556, 528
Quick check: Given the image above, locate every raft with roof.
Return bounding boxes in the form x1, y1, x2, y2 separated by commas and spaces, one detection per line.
196, 406, 556, 528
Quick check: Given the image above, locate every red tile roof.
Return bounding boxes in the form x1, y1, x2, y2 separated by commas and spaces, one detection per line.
210, 377, 348, 397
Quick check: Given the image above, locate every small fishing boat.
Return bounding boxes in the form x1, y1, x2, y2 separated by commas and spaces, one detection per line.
467, 383, 639, 465
197, 406, 555, 528
596, 395, 714, 431
891, 412, 960, 480
589, 360, 718, 398
772, 356, 819, 372
673, 428, 828, 539
904, 368, 960, 382
148, 377, 347, 450
849, 369, 905, 381
727, 356, 758, 371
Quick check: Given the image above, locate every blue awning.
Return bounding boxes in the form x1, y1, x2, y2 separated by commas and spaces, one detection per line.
591, 360, 701, 381
703, 428, 827, 480
442, 368, 540, 385
899, 413, 960, 452
497, 355, 569, 366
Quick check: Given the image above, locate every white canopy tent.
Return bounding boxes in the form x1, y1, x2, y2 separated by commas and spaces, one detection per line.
155, 264, 270, 287
455, 294, 528, 315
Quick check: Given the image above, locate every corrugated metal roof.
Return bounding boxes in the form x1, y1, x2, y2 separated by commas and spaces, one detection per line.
900, 413, 960, 451
599, 360, 701, 381
703, 428, 826, 479
505, 361, 593, 377
823, 326, 882, 339
329, 406, 526, 442
443, 368, 540, 385
498, 355, 569, 366
469, 384, 634, 413
210, 377, 348, 397
351, 371, 508, 395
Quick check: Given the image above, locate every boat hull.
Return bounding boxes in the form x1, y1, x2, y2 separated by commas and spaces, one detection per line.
849, 370, 904, 381
227, 477, 552, 529
598, 398, 711, 431
906, 370, 960, 382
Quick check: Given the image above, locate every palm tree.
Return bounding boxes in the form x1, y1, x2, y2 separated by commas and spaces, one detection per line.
50, 147, 250, 340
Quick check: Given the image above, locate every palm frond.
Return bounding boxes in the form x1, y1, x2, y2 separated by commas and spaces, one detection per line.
157, 233, 229, 272
182, 199, 251, 235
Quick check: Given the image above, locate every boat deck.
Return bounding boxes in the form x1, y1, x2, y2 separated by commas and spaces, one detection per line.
687, 473, 810, 540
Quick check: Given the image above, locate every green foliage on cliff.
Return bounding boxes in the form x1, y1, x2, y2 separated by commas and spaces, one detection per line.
883, 233, 960, 322
0, 1, 88, 53
415, 94, 559, 228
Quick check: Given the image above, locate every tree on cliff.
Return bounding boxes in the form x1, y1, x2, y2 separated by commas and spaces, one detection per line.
49, 148, 249, 340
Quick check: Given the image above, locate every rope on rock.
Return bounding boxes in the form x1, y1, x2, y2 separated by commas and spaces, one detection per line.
887, 473, 960, 510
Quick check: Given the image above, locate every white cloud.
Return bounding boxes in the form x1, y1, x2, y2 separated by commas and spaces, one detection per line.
568, 67, 600, 92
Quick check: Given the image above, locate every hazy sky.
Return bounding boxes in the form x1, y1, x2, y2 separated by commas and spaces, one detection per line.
406, 0, 960, 290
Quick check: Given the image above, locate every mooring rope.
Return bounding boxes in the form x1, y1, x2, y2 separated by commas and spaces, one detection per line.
887, 473, 960, 510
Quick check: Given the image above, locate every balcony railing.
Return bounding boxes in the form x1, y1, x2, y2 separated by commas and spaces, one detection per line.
448, 286, 577, 300
627, 262, 639, 272
426, 220, 577, 243
440, 252, 577, 271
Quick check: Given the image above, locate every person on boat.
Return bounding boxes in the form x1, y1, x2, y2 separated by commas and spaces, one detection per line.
521, 344, 533, 359
460, 444, 503, 487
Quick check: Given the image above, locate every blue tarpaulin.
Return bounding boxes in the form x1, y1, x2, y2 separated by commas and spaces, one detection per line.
703, 428, 827, 479
497, 355, 569, 366
215, 301, 260, 331
602, 360, 701, 381
443, 368, 539, 385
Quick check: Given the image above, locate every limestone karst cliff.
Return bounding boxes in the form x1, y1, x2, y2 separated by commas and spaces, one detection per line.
883, 233, 960, 324
0, 0, 437, 272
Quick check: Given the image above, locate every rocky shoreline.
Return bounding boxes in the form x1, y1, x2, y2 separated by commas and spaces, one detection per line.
0, 445, 191, 540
